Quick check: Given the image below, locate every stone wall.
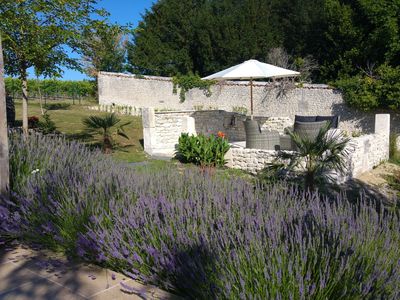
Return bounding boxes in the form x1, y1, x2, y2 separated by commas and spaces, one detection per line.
142, 108, 293, 156
143, 107, 389, 180
154, 111, 193, 152
225, 114, 390, 180
99, 72, 397, 134
348, 114, 390, 177
225, 148, 278, 174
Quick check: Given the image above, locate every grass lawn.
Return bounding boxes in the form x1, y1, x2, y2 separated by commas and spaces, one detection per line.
14, 100, 147, 162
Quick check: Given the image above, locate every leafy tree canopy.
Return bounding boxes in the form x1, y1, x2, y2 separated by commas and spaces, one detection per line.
128, 0, 399, 80
80, 20, 130, 78
127, 0, 282, 77
0, 0, 107, 78
0, 0, 107, 133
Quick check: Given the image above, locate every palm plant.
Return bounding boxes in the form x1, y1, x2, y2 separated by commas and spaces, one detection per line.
82, 113, 130, 153
264, 123, 351, 191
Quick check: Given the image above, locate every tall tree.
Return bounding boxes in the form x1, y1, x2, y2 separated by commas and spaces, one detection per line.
0, 35, 9, 196
277, 0, 400, 81
128, 0, 399, 84
127, 0, 282, 77
80, 20, 129, 79
0, 0, 106, 134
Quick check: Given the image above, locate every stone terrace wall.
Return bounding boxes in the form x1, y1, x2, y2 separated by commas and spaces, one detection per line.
143, 107, 389, 180
154, 111, 193, 152
348, 114, 390, 177
143, 108, 293, 156
226, 114, 390, 180
99, 72, 400, 134
225, 148, 278, 174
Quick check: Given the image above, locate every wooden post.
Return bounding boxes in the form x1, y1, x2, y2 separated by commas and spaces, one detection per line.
0, 35, 10, 196
21, 74, 28, 135
250, 78, 254, 119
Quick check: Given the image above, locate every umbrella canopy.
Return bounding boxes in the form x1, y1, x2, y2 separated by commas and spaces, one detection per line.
202, 59, 300, 116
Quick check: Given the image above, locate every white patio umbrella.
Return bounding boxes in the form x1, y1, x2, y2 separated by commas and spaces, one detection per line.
202, 59, 300, 117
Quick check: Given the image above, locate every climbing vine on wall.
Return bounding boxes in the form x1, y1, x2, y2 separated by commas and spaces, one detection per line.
172, 74, 215, 102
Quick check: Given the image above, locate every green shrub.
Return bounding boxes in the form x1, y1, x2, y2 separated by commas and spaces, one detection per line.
335, 64, 400, 111
177, 133, 230, 167
38, 113, 57, 135
43, 103, 71, 110
385, 171, 400, 202
389, 133, 400, 163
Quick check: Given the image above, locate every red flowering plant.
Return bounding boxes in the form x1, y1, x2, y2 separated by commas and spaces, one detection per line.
28, 116, 40, 128
177, 133, 230, 167
217, 131, 226, 139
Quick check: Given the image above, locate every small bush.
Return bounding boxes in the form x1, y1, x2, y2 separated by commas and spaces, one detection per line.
28, 116, 40, 128
386, 171, 400, 198
176, 132, 230, 167
43, 103, 71, 110
38, 113, 57, 135
389, 133, 400, 163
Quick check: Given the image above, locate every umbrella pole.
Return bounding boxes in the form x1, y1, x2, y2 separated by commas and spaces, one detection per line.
250, 78, 253, 119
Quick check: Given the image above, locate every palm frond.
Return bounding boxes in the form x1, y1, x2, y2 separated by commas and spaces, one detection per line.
262, 123, 351, 191
82, 113, 131, 152
117, 128, 129, 140
83, 113, 121, 131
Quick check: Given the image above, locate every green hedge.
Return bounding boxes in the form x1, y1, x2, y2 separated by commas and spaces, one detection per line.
5, 78, 96, 100
335, 64, 400, 111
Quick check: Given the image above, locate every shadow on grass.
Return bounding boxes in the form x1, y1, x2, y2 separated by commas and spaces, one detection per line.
113, 144, 137, 153
320, 179, 400, 217
65, 132, 94, 142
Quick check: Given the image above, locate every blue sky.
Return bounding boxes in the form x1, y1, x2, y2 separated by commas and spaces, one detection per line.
29, 0, 155, 81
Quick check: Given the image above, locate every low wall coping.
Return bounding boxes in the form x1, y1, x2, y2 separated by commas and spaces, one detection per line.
99, 71, 332, 89
155, 110, 195, 115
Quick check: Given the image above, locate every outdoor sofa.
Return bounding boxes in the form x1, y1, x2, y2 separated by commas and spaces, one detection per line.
244, 115, 340, 150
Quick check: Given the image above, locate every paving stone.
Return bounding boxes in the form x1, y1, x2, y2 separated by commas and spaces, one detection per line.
1, 245, 178, 300
15, 252, 72, 279
44, 263, 129, 298
0, 245, 38, 265
0, 277, 85, 300
89, 283, 142, 300
91, 280, 180, 300
0, 261, 41, 295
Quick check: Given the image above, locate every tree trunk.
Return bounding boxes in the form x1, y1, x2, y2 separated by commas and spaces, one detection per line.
21, 72, 28, 135
0, 35, 10, 196
305, 172, 315, 192
37, 76, 44, 115
103, 134, 113, 154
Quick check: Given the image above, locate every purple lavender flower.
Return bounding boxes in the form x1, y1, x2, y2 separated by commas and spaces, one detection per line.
5, 132, 400, 299
120, 281, 139, 294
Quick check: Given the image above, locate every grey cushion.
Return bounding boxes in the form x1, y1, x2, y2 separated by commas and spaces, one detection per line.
295, 115, 317, 122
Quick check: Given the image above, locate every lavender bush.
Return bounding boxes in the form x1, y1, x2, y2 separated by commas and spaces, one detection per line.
2, 133, 400, 299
